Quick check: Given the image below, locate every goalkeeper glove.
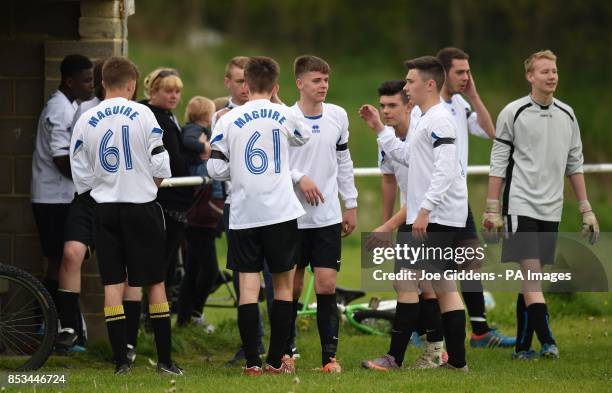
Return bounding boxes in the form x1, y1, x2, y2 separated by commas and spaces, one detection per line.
481, 199, 504, 243
579, 200, 599, 245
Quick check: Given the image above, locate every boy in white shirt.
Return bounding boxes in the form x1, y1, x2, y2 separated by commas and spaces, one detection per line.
284, 55, 358, 373
360, 56, 468, 372
207, 56, 312, 375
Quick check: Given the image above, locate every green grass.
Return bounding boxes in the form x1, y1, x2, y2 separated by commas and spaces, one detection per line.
25, 293, 612, 392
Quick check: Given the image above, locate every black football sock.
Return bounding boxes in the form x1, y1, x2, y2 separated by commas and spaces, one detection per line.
527, 303, 556, 346
57, 289, 79, 332
238, 303, 262, 368
515, 294, 533, 352
266, 300, 293, 369
415, 295, 427, 337
285, 299, 299, 356
149, 302, 172, 365
104, 305, 128, 366
123, 300, 142, 349
421, 298, 444, 342
316, 293, 339, 366
388, 302, 419, 367
441, 310, 467, 368
460, 281, 491, 335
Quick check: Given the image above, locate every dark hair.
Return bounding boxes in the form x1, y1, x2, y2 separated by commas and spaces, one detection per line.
436, 47, 469, 73
92, 59, 105, 100
294, 55, 330, 79
377, 80, 409, 103
244, 56, 280, 94
102, 56, 140, 90
60, 54, 93, 81
404, 56, 445, 92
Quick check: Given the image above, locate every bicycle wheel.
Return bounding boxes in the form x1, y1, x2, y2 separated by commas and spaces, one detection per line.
0, 264, 57, 370
352, 309, 395, 335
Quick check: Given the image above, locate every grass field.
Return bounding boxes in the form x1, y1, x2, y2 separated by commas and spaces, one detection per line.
14, 242, 612, 392
26, 292, 612, 393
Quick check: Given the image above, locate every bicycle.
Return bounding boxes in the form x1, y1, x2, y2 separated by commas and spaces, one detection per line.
0, 263, 58, 370
297, 267, 396, 335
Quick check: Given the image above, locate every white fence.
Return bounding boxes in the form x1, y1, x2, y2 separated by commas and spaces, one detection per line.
160, 163, 612, 188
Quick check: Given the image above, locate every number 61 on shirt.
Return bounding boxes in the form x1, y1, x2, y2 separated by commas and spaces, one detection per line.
245, 129, 281, 175
99, 125, 133, 173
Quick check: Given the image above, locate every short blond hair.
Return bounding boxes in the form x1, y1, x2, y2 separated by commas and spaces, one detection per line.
213, 96, 229, 111
524, 50, 557, 73
184, 96, 215, 124
224, 56, 250, 78
143, 67, 183, 98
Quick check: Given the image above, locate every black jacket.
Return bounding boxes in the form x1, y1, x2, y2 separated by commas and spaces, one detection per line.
141, 100, 193, 211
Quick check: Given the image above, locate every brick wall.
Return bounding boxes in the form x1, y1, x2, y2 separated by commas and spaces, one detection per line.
0, 0, 134, 340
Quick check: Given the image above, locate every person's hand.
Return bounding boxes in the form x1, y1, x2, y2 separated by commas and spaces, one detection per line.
412, 208, 429, 241
216, 107, 231, 119
366, 223, 393, 251
271, 91, 284, 105
298, 175, 324, 206
406, 98, 416, 112
199, 133, 210, 160
481, 199, 504, 243
358, 104, 385, 133
200, 141, 212, 161
464, 73, 479, 100
341, 208, 357, 237
579, 200, 600, 245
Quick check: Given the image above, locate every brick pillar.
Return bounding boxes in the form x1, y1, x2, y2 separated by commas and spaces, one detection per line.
0, 37, 46, 277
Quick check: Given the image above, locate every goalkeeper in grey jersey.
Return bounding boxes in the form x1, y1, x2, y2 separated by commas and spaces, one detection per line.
482, 50, 600, 360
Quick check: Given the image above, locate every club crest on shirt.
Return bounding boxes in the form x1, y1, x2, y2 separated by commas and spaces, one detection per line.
312, 124, 320, 133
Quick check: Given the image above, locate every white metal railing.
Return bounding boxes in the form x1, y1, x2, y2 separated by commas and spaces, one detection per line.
159, 163, 612, 187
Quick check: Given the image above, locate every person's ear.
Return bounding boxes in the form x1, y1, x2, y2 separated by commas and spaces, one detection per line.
526, 72, 533, 84
273, 83, 280, 95
223, 76, 230, 88
127, 80, 136, 95
296, 78, 303, 90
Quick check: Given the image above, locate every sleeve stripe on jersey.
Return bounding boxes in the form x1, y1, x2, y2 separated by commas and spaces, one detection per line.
336, 142, 348, 151
513, 103, 532, 124
151, 146, 166, 155
494, 138, 513, 147
433, 138, 455, 148
210, 134, 223, 144
553, 103, 575, 122
152, 127, 163, 134
210, 150, 229, 162
73, 139, 83, 154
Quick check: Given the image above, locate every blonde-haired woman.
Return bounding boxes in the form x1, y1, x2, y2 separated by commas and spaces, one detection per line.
141, 68, 191, 305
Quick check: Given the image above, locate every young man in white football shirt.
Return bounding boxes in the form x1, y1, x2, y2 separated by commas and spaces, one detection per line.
207, 56, 311, 375
360, 56, 469, 372
31, 54, 93, 306
483, 50, 599, 360
361, 81, 451, 369
283, 55, 358, 373
55, 59, 106, 353
374, 80, 412, 222
212, 56, 280, 365
72, 57, 182, 375
434, 47, 515, 348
